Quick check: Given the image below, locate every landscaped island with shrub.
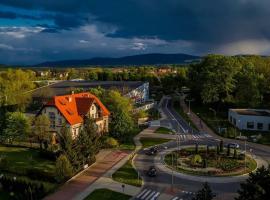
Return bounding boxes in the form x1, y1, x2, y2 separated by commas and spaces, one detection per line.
165, 143, 257, 177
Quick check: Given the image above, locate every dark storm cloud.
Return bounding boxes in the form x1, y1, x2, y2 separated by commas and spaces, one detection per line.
1, 0, 270, 44
1, 0, 270, 65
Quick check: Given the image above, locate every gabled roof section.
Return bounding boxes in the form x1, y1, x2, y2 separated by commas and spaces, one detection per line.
45, 92, 109, 125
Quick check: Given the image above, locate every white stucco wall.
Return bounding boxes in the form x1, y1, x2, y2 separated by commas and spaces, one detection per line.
228, 109, 270, 132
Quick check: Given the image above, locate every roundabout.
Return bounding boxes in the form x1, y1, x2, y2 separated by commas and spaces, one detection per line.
155, 145, 266, 183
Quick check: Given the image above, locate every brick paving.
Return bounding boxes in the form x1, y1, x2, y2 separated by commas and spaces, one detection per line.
44, 150, 129, 200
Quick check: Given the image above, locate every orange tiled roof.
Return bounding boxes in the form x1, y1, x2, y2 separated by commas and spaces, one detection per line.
45, 92, 109, 125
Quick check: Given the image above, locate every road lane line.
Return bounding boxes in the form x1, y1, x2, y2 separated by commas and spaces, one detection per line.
164, 98, 185, 132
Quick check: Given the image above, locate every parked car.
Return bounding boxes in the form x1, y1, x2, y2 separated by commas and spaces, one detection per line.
228, 143, 239, 148
147, 166, 157, 177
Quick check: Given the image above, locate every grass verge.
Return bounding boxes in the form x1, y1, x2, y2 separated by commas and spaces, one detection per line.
112, 159, 142, 187
84, 188, 131, 200
140, 137, 171, 148
154, 127, 172, 134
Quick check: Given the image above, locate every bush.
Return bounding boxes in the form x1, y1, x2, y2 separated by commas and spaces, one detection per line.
39, 150, 59, 161
0, 156, 9, 169
0, 175, 47, 200
26, 168, 56, 183
191, 154, 203, 166
55, 154, 73, 182
105, 137, 119, 148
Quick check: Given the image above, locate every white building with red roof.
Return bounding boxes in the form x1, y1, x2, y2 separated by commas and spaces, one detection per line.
39, 92, 110, 138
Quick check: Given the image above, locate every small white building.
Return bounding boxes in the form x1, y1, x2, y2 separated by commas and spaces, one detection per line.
228, 109, 270, 132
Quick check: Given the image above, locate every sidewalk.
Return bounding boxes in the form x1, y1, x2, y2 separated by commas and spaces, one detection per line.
44, 149, 129, 200
74, 127, 159, 200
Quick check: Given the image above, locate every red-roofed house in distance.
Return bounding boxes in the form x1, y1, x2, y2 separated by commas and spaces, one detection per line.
38, 92, 110, 138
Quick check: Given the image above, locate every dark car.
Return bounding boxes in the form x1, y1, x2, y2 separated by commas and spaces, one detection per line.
145, 147, 158, 155
147, 166, 157, 177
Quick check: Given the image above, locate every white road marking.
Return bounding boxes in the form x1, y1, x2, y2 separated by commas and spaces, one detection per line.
145, 191, 156, 200
150, 192, 160, 200
164, 98, 186, 132
137, 189, 148, 198
141, 190, 152, 199
171, 197, 179, 200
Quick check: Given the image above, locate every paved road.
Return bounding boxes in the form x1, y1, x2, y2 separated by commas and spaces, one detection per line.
133, 96, 270, 200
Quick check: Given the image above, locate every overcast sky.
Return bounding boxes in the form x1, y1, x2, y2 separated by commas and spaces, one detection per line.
0, 0, 270, 65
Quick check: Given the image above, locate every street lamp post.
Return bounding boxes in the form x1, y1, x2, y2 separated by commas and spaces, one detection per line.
171, 152, 174, 188
244, 139, 247, 172
186, 99, 194, 115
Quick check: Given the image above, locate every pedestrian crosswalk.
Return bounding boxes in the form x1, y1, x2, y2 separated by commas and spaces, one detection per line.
135, 188, 194, 200
177, 133, 212, 141
135, 189, 160, 200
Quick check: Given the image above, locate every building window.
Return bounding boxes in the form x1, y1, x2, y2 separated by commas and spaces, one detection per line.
247, 122, 254, 129
49, 112, 55, 128
58, 118, 62, 125
257, 123, 263, 130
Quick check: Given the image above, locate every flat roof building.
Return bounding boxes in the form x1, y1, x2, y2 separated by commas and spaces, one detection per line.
33, 80, 149, 104
228, 109, 270, 132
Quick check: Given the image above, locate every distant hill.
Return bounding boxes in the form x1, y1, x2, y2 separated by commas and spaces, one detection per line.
34, 53, 201, 67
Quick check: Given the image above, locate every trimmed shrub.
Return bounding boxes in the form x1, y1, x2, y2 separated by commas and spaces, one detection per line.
191, 154, 202, 166
105, 137, 119, 148
220, 140, 224, 152
55, 154, 73, 182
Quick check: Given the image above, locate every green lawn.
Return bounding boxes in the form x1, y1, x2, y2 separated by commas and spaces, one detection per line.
0, 146, 56, 174
140, 137, 171, 148
154, 127, 172, 134
84, 189, 131, 200
0, 191, 11, 200
112, 159, 142, 187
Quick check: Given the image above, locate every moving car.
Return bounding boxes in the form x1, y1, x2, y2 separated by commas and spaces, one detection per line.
147, 166, 157, 177
145, 146, 158, 155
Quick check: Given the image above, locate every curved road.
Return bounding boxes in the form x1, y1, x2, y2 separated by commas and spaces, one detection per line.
133, 97, 270, 200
